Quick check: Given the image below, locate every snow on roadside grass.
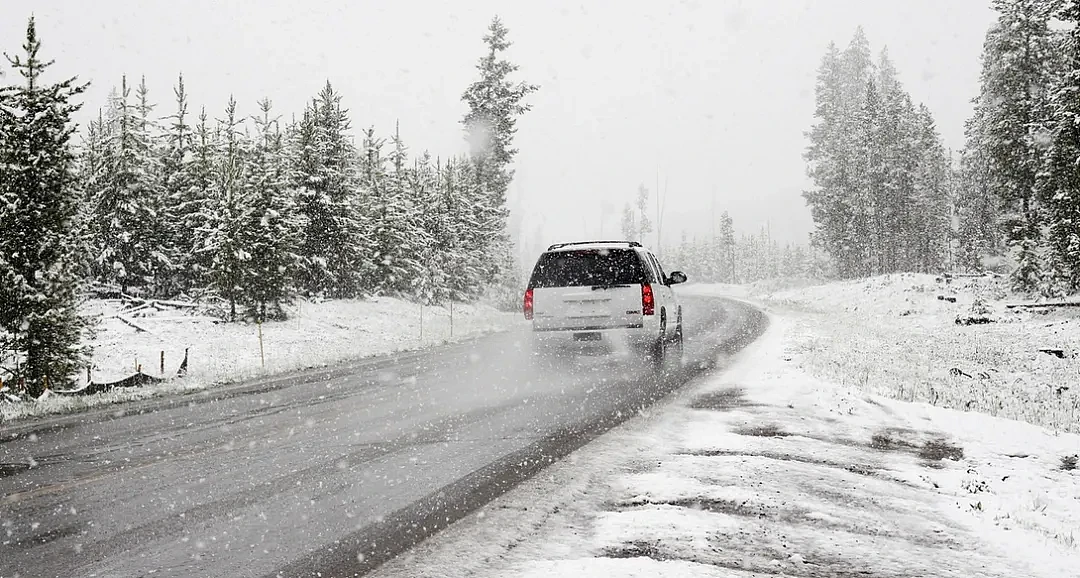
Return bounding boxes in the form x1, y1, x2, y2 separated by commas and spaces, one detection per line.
685, 274, 1080, 434
0, 297, 518, 423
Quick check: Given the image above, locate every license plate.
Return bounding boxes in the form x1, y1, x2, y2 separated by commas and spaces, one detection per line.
573, 332, 602, 342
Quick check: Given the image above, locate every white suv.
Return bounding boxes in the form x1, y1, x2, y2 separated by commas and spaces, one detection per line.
523, 241, 687, 364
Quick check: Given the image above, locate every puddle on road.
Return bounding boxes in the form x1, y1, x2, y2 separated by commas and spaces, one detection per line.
600, 539, 668, 561
734, 423, 790, 437
0, 462, 31, 477
688, 387, 761, 411
870, 427, 964, 464
680, 448, 882, 478
7, 522, 87, 550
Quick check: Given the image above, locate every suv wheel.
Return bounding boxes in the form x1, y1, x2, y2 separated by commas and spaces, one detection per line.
648, 312, 667, 369
670, 308, 685, 365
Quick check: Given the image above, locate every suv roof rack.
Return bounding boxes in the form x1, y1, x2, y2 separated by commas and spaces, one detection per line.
546, 240, 642, 251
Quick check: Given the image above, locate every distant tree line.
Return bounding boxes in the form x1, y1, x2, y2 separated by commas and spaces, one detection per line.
670, 212, 829, 285
0, 16, 535, 396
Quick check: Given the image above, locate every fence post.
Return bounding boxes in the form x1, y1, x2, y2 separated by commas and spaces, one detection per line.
258, 321, 265, 369
450, 300, 454, 338
160, 351, 165, 376
419, 304, 424, 342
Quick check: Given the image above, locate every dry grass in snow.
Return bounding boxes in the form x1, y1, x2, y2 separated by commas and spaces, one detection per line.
690, 273, 1080, 434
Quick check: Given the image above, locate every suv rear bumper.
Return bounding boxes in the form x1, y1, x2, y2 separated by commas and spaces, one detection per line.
529, 322, 658, 350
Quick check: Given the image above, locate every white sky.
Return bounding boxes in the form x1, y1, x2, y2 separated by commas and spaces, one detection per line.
1, 0, 997, 256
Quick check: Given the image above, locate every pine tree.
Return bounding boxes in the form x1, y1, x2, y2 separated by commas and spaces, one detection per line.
1042, 0, 1080, 292
718, 211, 736, 283
636, 185, 652, 245
91, 76, 165, 295
370, 123, 424, 295
958, 98, 1003, 271
161, 74, 198, 295
461, 16, 538, 292
407, 152, 442, 304
977, 0, 1060, 291
205, 96, 247, 321
133, 76, 174, 296
76, 109, 109, 282
806, 28, 958, 279
621, 203, 637, 241
242, 99, 302, 320
804, 41, 862, 277
461, 16, 538, 198
911, 105, 953, 273
0, 18, 90, 395
184, 107, 217, 294
293, 82, 369, 298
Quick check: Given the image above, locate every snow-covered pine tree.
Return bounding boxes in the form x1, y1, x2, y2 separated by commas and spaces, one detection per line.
205, 96, 248, 321
976, 0, 1060, 291
407, 152, 442, 304
91, 76, 166, 295
719, 211, 736, 283
0, 18, 90, 395
804, 42, 862, 278
242, 98, 302, 320
461, 16, 537, 295
874, 47, 909, 273
636, 185, 652, 244
621, 203, 637, 242
911, 104, 953, 274
160, 74, 200, 296
851, 77, 882, 276
1041, 0, 1080, 293
957, 97, 1003, 272
437, 157, 470, 299
76, 109, 109, 282
454, 155, 504, 298
184, 107, 217, 295
293, 82, 369, 298
134, 76, 175, 296
369, 123, 424, 295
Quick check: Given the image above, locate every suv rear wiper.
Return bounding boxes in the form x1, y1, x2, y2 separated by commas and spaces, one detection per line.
591, 284, 633, 290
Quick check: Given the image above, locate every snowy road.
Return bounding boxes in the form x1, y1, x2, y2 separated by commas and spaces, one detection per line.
0, 295, 765, 578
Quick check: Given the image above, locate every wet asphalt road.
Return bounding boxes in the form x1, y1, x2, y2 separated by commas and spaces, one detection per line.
0, 295, 765, 578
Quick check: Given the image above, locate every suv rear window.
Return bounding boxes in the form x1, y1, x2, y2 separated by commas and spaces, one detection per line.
528, 249, 648, 288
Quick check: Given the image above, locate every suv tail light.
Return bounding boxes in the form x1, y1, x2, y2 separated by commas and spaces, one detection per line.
523, 288, 534, 320
641, 283, 655, 316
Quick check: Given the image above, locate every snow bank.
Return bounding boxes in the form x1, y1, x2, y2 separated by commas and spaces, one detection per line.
0, 297, 519, 423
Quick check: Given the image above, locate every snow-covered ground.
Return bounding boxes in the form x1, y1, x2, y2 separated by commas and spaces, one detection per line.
371, 279, 1080, 577
727, 273, 1080, 435
0, 297, 518, 423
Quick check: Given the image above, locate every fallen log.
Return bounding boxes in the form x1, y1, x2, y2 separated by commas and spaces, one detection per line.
115, 316, 153, 334
955, 315, 995, 326
56, 372, 164, 396
1005, 301, 1080, 310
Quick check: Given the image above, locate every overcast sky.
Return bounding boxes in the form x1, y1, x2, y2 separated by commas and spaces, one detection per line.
1, 0, 997, 260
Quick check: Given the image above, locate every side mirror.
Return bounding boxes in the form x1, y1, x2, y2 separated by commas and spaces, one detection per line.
668, 271, 687, 285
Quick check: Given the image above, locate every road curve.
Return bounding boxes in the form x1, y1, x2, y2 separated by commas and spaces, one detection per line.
0, 295, 765, 578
